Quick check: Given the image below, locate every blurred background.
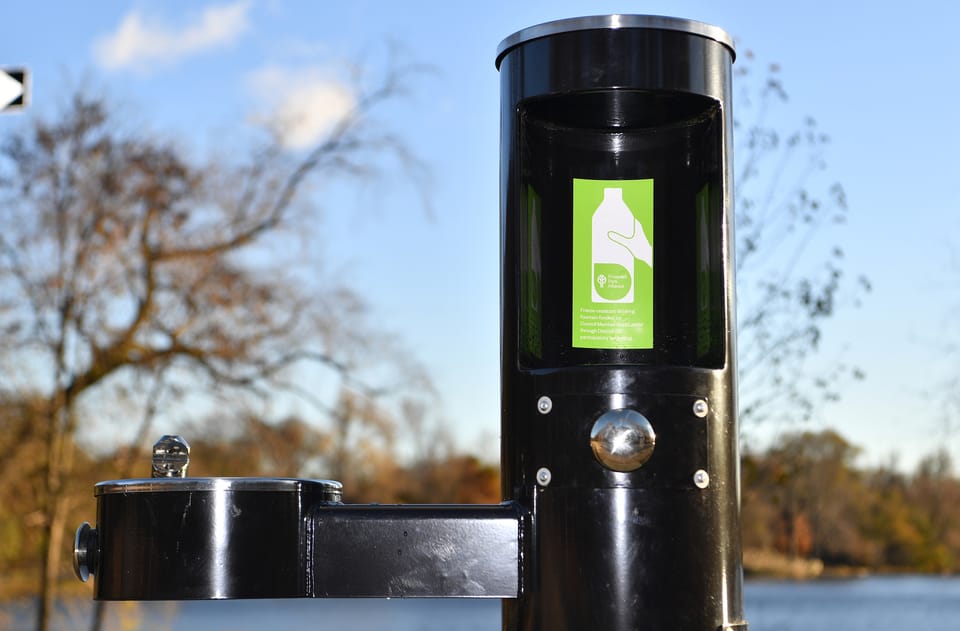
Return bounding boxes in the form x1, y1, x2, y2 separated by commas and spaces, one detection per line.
0, 1, 958, 630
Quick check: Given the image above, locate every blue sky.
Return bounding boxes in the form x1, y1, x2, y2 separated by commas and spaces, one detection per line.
2, 0, 958, 471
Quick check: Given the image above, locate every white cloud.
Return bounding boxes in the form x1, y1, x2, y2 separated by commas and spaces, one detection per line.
248, 66, 356, 150
94, 1, 252, 72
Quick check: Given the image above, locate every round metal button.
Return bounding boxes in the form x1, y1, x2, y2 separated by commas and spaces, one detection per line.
589, 408, 656, 472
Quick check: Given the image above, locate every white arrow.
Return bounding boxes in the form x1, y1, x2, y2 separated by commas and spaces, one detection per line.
0, 71, 24, 110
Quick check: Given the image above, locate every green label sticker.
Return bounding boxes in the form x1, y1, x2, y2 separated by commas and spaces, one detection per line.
572, 179, 654, 349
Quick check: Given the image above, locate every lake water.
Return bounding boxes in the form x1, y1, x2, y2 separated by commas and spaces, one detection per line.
5, 576, 960, 630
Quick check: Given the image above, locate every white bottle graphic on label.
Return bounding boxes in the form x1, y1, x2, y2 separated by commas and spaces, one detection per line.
592, 187, 646, 303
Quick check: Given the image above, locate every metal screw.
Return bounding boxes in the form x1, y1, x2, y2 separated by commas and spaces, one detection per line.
152, 435, 191, 478
693, 469, 710, 489
536, 467, 552, 487
693, 399, 709, 418
537, 396, 553, 415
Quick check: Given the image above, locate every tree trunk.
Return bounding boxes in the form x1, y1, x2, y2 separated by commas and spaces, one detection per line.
89, 602, 106, 631
37, 392, 76, 631
36, 494, 68, 631
35, 531, 52, 631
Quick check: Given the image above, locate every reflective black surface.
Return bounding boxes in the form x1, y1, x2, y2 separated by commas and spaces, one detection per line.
498, 18, 745, 631
518, 90, 726, 368
89, 481, 520, 601
93, 480, 340, 600
311, 504, 520, 598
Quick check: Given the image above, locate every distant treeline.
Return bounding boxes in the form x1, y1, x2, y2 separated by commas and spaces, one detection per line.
742, 429, 960, 573
0, 410, 500, 598
1, 409, 956, 598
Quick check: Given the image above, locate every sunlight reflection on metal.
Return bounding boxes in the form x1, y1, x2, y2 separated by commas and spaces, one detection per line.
590, 409, 656, 472
212, 478, 230, 599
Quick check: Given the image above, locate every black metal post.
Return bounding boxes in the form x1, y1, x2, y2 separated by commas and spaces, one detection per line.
496, 15, 745, 631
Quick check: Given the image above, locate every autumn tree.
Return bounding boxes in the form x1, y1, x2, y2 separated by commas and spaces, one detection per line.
937, 250, 960, 460
907, 450, 959, 571
0, 396, 50, 595
741, 430, 960, 573
764, 430, 867, 562
734, 52, 870, 426
0, 63, 426, 631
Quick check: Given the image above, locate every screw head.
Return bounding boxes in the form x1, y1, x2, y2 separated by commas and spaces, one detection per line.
537, 396, 553, 415
152, 435, 191, 478
693, 469, 710, 489
536, 467, 552, 486
693, 399, 709, 418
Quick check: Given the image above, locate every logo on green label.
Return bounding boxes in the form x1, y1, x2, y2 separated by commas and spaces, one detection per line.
572, 179, 654, 349
594, 263, 631, 301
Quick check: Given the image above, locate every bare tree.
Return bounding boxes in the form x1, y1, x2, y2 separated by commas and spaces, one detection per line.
0, 60, 426, 631
939, 248, 960, 448
734, 51, 870, 426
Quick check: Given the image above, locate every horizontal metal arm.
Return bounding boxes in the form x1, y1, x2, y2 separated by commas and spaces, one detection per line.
82, 477, 523, 601
310, 503, 522, 598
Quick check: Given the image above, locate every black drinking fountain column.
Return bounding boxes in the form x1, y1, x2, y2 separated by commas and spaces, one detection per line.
495, 15, 745, 630
73, 15, 746, 631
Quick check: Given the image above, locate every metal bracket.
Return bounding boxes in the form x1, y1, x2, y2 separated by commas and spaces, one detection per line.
311, 503, 521, 598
